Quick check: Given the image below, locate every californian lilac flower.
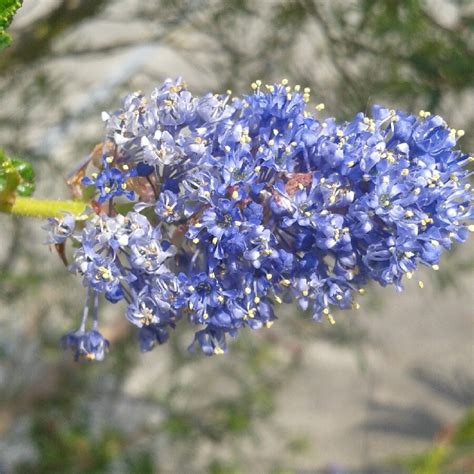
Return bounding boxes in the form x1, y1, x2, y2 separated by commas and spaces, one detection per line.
61, 329, 109, 361
43, 212, 76, 244
155, 190, 183, 223
61, 290, 110, 361
129, 230, 176, 274
46, 78, 473, 360
139, 323, 170, 352
82, 164, 137, 203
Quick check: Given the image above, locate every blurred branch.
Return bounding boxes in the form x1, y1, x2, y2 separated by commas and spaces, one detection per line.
0, 0, 110, 69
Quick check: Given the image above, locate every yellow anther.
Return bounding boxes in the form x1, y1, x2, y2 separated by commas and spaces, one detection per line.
327, 314, 336, 325
405, 210, 414, 218
105, 156, 114, 163
418, 280, 424, 289
255, 79, 262, 86
203, 312, 209, 320
315, 103, 325, 111
404, 251, 415, 258
254, 165, 261, 173
188, 285, 195, 292
214, 346, 224, 355
414, 188, 421, 195
104, 186, 111, 193
347, 161, 355, 168
244, 287, 252, 295
281, 279, 291, 286
234, 220, 242, 226
406, 271, 413, 280
468, 224, 474, 232
275, 295, 282, 304
251, 82, 258, 90
382, 176, 389, 183
432, 264, 439, 271
209, 272, 216, 279
189, 302, 194, 310
287, 93, 292, 101
192, 238, 200, 244
254, 296, 260, 304
322, 307, 330, 315
212, 237, 218, 245
217, 295, 224, 303
358, 288, 365, 295
265, 321, 274, 328
401, 168, 409, 176
294, 85, 301, 91
268, 139, 275, 146
266, 273, 273, 281
231, 190, 239, 199
122, 164, 129, 170
430, 240, 439, 247
304, 211, 312, 217
281, 78, 289, 85
302, 289, 309, 297
226, 89, 232, 95
121, 183, 127, 189
457, 129, 465, 137
336, 294, 342, 301
352, 302, 360, 310
203, 191, 210, 197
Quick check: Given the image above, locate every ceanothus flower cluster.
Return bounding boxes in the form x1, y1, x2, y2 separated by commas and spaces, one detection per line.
44, 78, 473, 360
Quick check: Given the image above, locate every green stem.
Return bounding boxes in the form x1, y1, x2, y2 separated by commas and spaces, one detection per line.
0, 197, 87, 218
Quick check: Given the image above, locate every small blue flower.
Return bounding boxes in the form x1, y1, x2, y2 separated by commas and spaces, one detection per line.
82, 165, 136, 203
43, 213, 76, 244
61, 329, 109, 361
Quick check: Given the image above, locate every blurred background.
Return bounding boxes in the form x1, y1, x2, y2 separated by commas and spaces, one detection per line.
0, 1, 473, 473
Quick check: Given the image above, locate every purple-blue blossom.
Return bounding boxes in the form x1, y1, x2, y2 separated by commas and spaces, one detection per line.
46, 78, 473, 360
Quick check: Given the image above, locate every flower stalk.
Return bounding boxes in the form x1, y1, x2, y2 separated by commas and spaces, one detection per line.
0, 196, 87, 218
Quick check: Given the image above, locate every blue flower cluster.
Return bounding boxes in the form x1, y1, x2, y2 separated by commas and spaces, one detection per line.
45, 78, 473, 360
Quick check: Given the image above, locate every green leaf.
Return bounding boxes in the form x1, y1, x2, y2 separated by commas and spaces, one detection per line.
0, 148, 35, 202
0, 0, 23, 50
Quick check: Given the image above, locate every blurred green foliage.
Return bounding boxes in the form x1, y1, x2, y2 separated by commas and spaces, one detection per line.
404, 406, 474, 473
0, 0, 22, 50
